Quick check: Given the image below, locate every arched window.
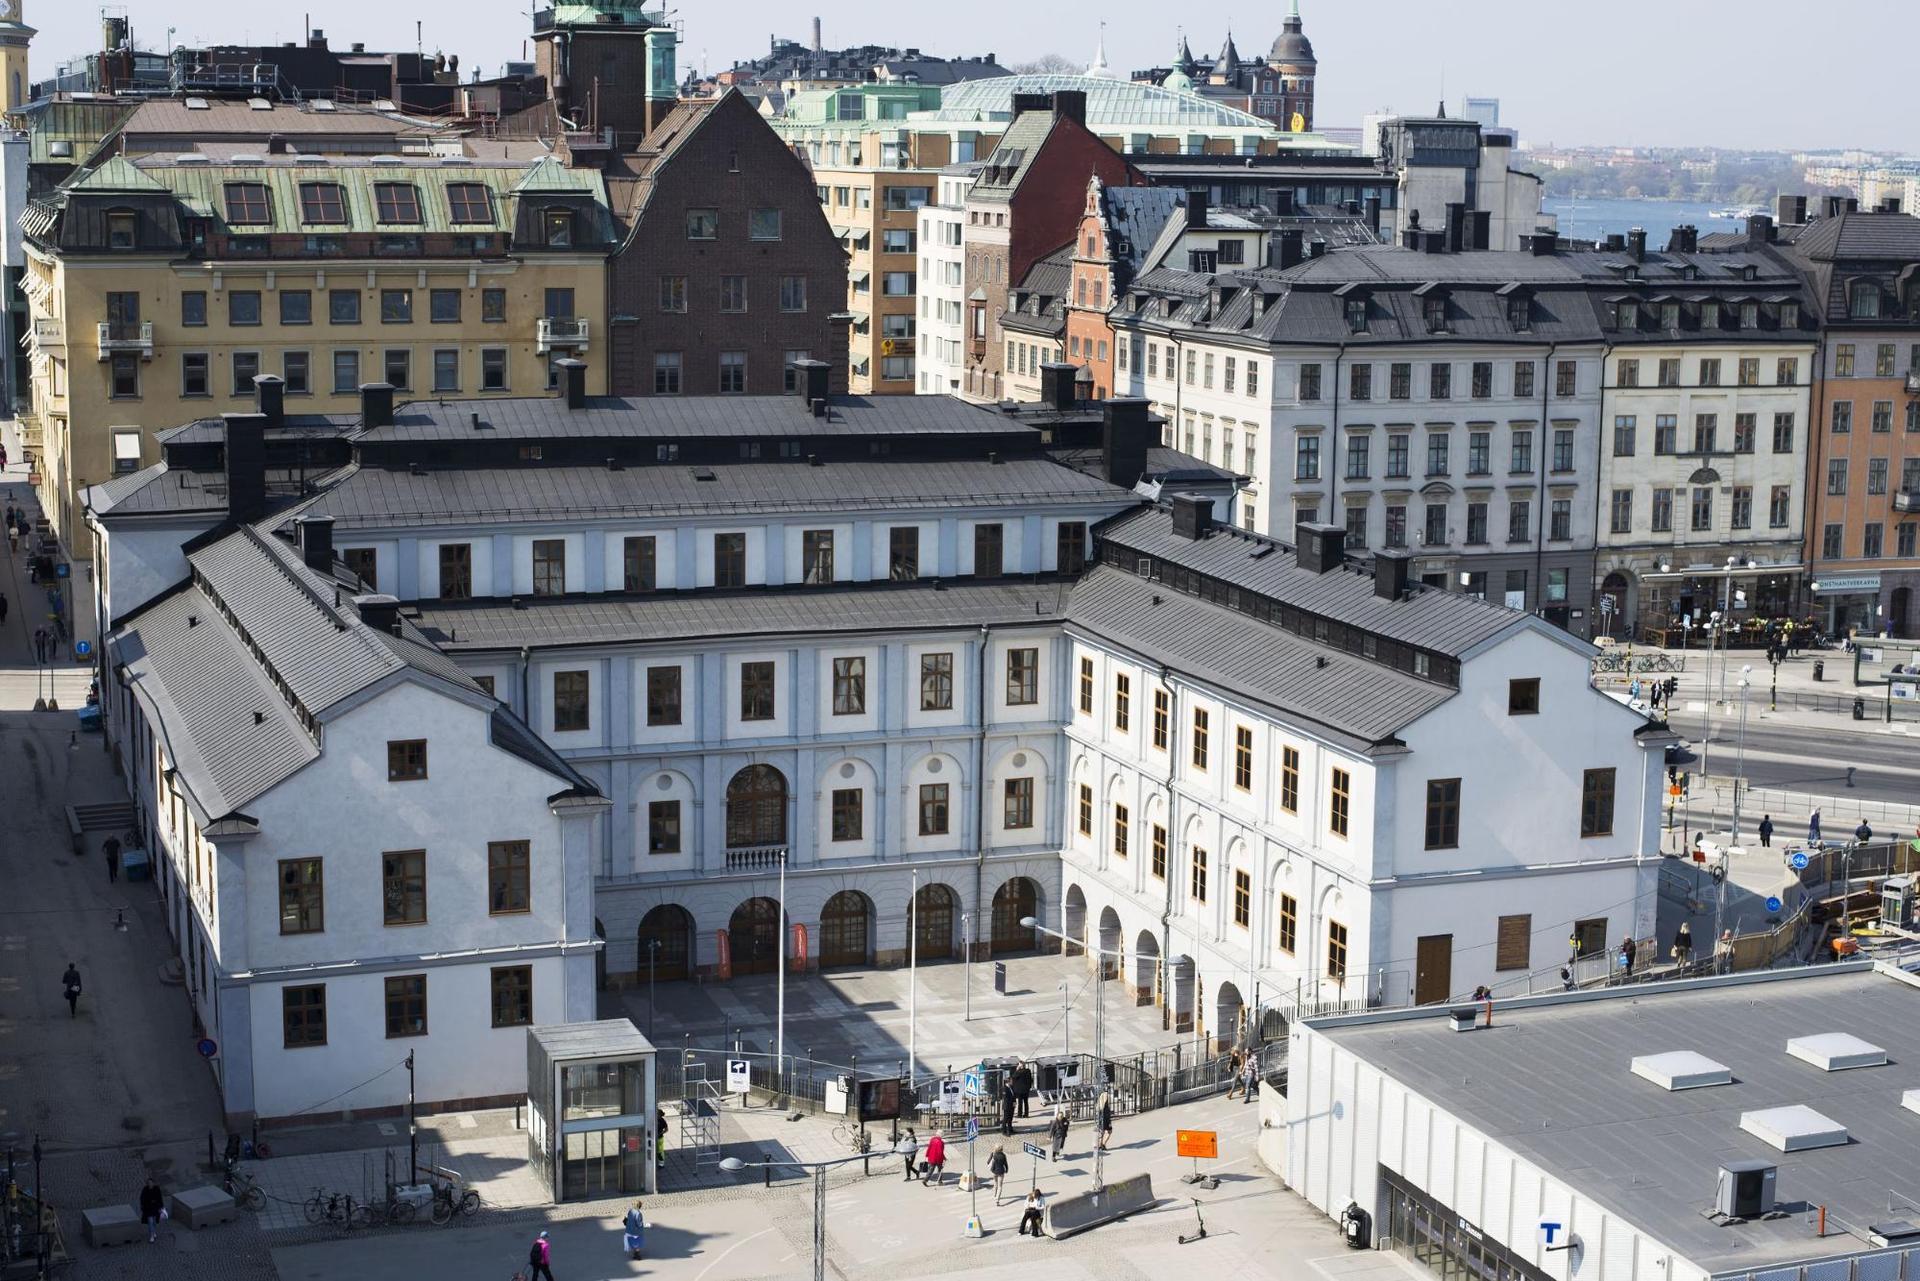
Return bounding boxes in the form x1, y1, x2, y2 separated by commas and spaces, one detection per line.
725, 764, 788, 848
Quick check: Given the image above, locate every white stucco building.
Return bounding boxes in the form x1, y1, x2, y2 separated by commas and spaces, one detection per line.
917, 167, 974, 395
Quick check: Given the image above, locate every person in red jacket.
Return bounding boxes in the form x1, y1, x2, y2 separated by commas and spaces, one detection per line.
921, 1132, 946, 1185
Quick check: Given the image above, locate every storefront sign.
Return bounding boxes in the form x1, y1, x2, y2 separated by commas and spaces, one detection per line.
1813, 574, 1881, 595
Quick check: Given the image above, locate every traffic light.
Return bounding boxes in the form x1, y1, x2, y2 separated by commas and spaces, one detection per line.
1664, 677, 1679, 700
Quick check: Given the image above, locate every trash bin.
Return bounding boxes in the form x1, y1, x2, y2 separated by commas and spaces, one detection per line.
1852, 697, 1865, 721
1813, 660, 1824, 681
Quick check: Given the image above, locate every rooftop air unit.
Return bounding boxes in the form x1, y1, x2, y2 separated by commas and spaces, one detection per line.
1714, 1161, 1776, 1219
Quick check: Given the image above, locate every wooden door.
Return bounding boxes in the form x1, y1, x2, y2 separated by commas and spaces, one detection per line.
1414, 934, 1453, 1005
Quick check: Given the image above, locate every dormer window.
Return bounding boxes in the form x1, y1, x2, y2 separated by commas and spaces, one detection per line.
1849, 280, 1882, 319
1742, 264, 1757, 282
223, 181, 270, 225
1616, 300, 1638, 329
1509, 296, 1533, 331
1345, 297, 1368, 333
373, 182, 423, 224
544, 208, 575, 248
299, 181, 347, 224
106, 208, 137, 249
1739, 302, 1758, 330
1423, 295, 1448, 333
1659, 302, 1680, 330
1781, 301, 1801, 328
1699, 300, 1720, 329
1680, 265, 1698, 281
445, 181, 494, 224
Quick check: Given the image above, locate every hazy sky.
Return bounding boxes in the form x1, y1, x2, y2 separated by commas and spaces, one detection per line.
41, 0, 1902, 152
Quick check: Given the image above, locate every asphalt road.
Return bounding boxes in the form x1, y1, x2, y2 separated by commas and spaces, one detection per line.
1661, 709, 1920, 801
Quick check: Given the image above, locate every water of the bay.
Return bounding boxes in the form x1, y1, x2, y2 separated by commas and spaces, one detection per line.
1543, 196, 1761, 246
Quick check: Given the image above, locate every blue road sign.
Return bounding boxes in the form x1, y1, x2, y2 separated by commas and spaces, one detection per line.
961, 1065, 986, 1096
74, 640, 92, 657
1022, 1141, 1048, 1162
965, 1117, 979, 1141
1765, 896, 1783, 913
197, 1037, 219, 1058
1789, 851, 1810, 871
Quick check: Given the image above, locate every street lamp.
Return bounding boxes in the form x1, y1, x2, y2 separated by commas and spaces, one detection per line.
1024, 914, 1112, 1195
719, 1143, 917, 1281
1731, 666, 1752, 846
645, 938, 661, 1042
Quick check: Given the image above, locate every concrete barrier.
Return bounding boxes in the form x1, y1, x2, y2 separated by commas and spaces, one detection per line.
82, 1205, 143, 1247
167, 1186, 235, 1229
1042, 1172, 1154, 1238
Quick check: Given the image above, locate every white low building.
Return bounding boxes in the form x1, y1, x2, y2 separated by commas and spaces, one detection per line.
1285, 962, 1920, 1281
98, 417, 602, 1124
1059, 498, 1669, 1036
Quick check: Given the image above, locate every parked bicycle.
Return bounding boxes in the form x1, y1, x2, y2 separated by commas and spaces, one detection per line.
426, 1175, 481, 1225
363, 1185, 419, 1227
221, 1164, 266, 1212
830, 1120, 872, 1153
303, 1188, 371, 1229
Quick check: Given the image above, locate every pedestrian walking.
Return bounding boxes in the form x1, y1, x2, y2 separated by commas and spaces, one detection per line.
622, 1199, 646, 1260
1855, 819, 1873, 844
900, 1128, 918, 1181
32, 626, 45, 663
139, 1178, 165, 1243
1672, 921, 1693, 969
1619, 935, 1637, 974
527, 1229, 555, 1281
655, 1107, 667, 1168
1559, 965, 1575, 991
922, 1131, 946, 1185
104, 834, 121, 883
1225, 1049, 1245, 1100
1048, 1106, 1069, 1161
1012, 1060, 1033, 1119
1758, 815, 1773, 848
1809, 809, 1823, 845
1240, 1052, 1259, 1105
6, 525, 16, 555
1018, 1187, 1046, 1237
987, 1143, 1009, 1205
1095, 1090, 1114, 1150
61, 961, 81, 1017
998, 1083, 1016, 1137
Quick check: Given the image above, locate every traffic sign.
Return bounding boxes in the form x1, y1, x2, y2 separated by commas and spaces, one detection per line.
196, 1037, 219, 1058
74, 640, 92, 657
1539, 1221, 1567, 1249
965, 1116, 979, 1141
1175, 1129, 1218, 1159
1021, 1141, 1048, 1162
961, 1064, 987, 1097
1765, 896, 1783, 913
1789, 851, 1810, 871
725, 1058, 751, 1093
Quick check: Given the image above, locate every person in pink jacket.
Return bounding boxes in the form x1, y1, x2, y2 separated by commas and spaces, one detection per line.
526, 1229, 555, 1280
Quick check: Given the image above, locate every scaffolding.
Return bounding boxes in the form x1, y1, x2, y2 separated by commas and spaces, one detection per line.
679, 1061, 722, 1169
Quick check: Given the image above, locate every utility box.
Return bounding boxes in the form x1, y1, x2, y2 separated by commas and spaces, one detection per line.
1716, 1160, 1777, 1218
1883, 877, 1914, 929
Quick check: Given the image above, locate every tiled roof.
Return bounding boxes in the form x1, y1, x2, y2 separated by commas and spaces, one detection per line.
413, 578, 1075, 651
296, 456, 1135, 528
119, 98, 438, 137
1096, 504, 1524, 659
1065, 565, 1451, 747
1788, 210, 1920, 261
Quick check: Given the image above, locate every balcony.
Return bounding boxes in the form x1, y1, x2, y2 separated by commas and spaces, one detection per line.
1895, 490, 1920, 514
30, 316, 63, 350
96, 321, 153, 361
1907, 372, 1920, 395
536, 316, 590, 354
723, 845, 789, 873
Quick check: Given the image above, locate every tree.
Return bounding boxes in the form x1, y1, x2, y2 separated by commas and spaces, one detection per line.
1011, 53, 1080, 74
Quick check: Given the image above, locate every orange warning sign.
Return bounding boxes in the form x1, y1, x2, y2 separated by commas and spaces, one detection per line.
1175, 1129, 1218, 1159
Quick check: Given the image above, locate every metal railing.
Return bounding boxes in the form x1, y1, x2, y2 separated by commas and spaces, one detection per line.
95, 320, 153, 358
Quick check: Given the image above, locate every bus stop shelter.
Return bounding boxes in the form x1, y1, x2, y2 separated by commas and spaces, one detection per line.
527, 1020, 658, 1202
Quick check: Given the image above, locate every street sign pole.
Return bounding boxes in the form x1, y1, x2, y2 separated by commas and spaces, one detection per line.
963, 1116, 983, 1237
1021, 1140, 1047, 1194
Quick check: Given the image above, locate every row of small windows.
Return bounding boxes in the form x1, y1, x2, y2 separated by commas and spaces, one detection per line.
1820, 521, 1920, 561
1608, 297, 1799, 333
1298, 358, 1576, 403
1608, 485, 1794, 534
280, 965, 533, 1048
162, 285, 570, 328
1302, 425, 1574, 483
109, 346, 539, 411
1615, 355, 1799, 388
1610, 411, 1797, 457
547, 646, 1050, 736
218, 180, 495, 228
1831, 342, 1920, 377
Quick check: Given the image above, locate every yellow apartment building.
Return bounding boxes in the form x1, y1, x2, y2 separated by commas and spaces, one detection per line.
21, 153, 614, 544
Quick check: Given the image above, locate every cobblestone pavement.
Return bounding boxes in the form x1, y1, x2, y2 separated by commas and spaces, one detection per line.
616, 950, 1197, 1080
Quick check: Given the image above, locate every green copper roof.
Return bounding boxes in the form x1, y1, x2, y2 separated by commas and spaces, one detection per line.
64, 155, 169, 194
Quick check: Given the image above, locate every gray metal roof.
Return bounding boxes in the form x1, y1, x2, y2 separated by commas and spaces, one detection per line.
357, 393, 1039, 443
1312, 966, 1920, 1275
413, 579, 1074, 652
156, 415, 359, 446
301, 456, 1133, 529
1065, 566, 1450, 746
1097, 505, 1522, 659
528, 1019, 656, 1060
85, 464, 228, 518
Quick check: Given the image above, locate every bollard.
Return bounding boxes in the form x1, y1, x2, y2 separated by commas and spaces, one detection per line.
207, 1131, 215, 1173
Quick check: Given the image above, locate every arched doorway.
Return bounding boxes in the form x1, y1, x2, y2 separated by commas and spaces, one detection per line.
908, 883, 957, 960
1062, 885, 1087, 957
1132, 929, 1159, 1006
638, 904, 694, 981
819, 891, 873, 968
1601, 571, 1630, 638
1215, 980, 1245, 1053
725, 765, 788, 848
1096, 907, 1122, 980
990, 877, 1040, 954
728, 897, 784, 976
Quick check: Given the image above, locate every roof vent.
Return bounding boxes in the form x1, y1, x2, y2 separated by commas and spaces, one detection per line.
175, 153, 209, 165
372, 99, 397, 111
311, 98, 337, 112
247, 97, 272, 110
1739, 1105, 1848, 1152
1631, 1051, 1733, 1091
1869, 1222, 1920, 1247
230, 153, 265, 165
437, 155, 474, 166
48, 140, 72, 157
370, 154, 404, 166
185, 96, 210, 110
690, 467, 717, 482
1786, 1032, 1886, 1071
1905, 1088, 1920, 1118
